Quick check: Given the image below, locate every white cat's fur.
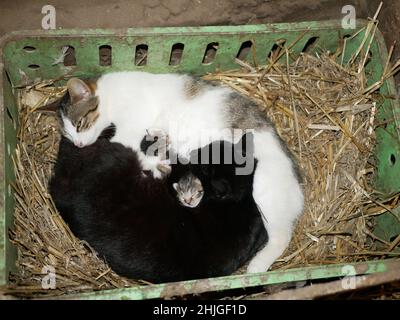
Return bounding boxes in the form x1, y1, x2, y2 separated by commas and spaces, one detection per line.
62, 71, 304, 273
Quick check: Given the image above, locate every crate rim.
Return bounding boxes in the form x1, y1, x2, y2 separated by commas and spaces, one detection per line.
0, 19, 371, 43
48, 258, 400, 300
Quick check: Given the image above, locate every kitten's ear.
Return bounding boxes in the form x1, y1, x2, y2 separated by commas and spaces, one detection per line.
172, 182, 179, 191
67, 78, 92, 104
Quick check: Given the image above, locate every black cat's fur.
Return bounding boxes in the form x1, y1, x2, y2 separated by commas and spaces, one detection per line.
166, 133, 258, 205
49, 130, 267, 283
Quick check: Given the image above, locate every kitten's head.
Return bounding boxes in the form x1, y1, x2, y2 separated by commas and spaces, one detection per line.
41, 78, 106, 148
173, 173, 204, 208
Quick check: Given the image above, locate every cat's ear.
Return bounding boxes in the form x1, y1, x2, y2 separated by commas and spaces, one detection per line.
172, 182, 179, 191
35, 97, 62, 114
67, 78, 92, 104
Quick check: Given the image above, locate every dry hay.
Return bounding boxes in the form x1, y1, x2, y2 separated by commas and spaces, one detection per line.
3, 15, 400, 298
205, 50, 400, 270
204, 14, 400, 270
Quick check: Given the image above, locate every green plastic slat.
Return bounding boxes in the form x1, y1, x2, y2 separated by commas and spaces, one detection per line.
59, 259, 400, 300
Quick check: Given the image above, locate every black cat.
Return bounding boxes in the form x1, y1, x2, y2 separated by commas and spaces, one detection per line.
49, 129, 267, 283
165, 132, 258, 204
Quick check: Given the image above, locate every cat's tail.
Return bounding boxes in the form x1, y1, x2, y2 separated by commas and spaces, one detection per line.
247, 129, 304, 273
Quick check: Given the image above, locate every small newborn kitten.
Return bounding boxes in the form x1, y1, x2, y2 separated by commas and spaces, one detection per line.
173, 172, 204, 208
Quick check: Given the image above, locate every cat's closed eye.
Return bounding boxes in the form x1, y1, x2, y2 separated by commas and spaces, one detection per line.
194, 190, 204, 197
76, 118, 84, 131
74, 106, 100, 133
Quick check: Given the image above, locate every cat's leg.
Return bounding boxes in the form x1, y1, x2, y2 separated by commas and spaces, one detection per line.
247, 130, 304, 273
110, 127, 169, 178
141, 128, 172, 178
171, 128, 236, 163
246, 226, 292, 273
134, 152, 168, 178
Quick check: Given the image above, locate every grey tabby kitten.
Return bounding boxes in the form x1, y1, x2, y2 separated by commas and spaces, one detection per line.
173, 172, 204, 208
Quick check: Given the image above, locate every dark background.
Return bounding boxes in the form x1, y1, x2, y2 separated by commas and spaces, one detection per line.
0, 1, 397, 50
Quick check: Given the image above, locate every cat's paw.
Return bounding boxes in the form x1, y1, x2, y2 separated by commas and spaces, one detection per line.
151, 167, 171, 179
146, 128, 168, 139
141, 156, 171, 179
174, 143, 193, 163
150, 168, 164, 179
156, 159, 172, 176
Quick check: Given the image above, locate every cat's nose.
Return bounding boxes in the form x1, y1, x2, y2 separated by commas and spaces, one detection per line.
74, 141, 84, 148
184, 198, 191, 204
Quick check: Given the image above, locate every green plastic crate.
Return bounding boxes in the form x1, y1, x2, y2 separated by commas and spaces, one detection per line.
1, 20, 399, 299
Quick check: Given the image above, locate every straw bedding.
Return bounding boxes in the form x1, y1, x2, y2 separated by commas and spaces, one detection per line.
206, 51, 399, 271
3, 19, 400, 298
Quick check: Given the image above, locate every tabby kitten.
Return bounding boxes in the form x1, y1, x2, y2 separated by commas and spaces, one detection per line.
173, 172, 204, 208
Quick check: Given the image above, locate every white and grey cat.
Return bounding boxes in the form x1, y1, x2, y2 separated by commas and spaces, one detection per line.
173, 172, 204, 208
45, 71, 304, 273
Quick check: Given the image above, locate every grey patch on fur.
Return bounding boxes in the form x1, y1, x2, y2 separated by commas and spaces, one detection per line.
184, 75, 220, 99
225, 92, 273, 130
224, 91, 303, 184
184, 77, 206, 99
183, 76, 303, 184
